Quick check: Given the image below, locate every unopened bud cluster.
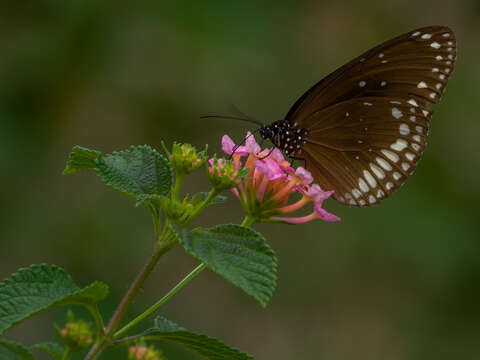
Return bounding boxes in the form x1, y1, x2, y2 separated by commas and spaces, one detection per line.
167, 142, 207, 175
128, 344, 164, 360
59, 312, 94, 350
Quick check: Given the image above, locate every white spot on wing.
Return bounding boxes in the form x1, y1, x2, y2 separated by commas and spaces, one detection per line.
407, 99, 419, 107
430, 41, 441, 49
352, 189, 361, 199
363, 170, 377, 188
442, 33, 450, 37
417, 81, 427, 88
358, 178, 369, 193
416, 126, 423, 133
410, 116, 416, 122
369, 195, 376, 204
412, 31, 421, 37
392, 107, 403, 119
359, 199, 366, 206
376, 157, 392, 171
412, 135, 421, 142
432, 68, 439, 72
436, 55, 443, 61
386, 182, 394, 190
411, 143, 421, 151
393, 172, 402, 180
399, 124, 410, 135
370, 163, 385, 179
405, 152, 415, 161
381, 81, 387, 87
363, 102, 373, 106
421, 33, 432, 39
377, 189, 385, 198
359, 81, 366, 87
381, 149, 399, 163
391, 139, 408, 151
402, 162, 411, 171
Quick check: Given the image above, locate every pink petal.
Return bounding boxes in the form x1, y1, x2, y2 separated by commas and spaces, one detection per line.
304, 184, 335, 202
295, 167, 313, 185
244, 131, 261, 154
222, 135, 248, 156
255, 159, 285, 181
314, 202, 341, 222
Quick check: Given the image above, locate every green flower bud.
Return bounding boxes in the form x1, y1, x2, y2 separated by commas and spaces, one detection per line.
207, 156, 248, 192
164, 142, 207, 175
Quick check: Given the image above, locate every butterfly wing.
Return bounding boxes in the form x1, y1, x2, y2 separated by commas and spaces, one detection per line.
287, 26, 456, 206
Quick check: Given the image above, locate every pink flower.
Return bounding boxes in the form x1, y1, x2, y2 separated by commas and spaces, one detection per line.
218, 132, 340, 224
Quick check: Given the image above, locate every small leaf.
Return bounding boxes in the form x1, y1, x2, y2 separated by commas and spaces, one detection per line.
0, 339, 35, 360
64, 145, 172, 202
191, 192, 227, 206
179, 224, 277, 307
63, 146, 101, 174
135, 316, 254, 360
0, 264, 109, 334
32, 342, 64, 360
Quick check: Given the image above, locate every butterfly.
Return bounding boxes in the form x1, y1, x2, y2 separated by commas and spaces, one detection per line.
255, 25, 456, 207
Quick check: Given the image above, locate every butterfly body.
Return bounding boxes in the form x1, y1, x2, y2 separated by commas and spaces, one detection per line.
262, 26, 456, 207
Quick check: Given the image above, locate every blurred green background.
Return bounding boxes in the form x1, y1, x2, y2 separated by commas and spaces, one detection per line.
1, 0, 479, 359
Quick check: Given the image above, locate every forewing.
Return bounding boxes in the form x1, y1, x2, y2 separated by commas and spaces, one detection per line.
287, 26, 456, 124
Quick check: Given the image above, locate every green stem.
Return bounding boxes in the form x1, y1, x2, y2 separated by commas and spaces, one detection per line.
241, 215, 256, 228
187, 189, 219, 224
85, 224, 177, 360
172, 173, 185, 202
87, 304, 105, 339
61, 347, 72, 360
114, 262, 207, 339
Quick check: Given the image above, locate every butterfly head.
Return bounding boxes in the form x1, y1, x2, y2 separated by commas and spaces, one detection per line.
259, 120, 308, 157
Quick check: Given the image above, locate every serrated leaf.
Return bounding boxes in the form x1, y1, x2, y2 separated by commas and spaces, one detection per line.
0, 264, 109, 334
0, 339, 34, 360
191, 192, 227, 206
63, 146, 101, 174
179, 224, 277, 307
136, 316, 254, 360
31, 342, 64, 360
64, 145, 172, 202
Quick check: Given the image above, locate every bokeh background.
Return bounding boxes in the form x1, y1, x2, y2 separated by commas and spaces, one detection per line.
1, 1, 479, 359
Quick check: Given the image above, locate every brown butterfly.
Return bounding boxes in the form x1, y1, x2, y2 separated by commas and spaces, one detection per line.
257, 25, 456, 207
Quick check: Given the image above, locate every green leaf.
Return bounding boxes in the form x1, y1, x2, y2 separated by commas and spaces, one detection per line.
137, 316, 254, 360
0, 339, 34, 360
0, 264, 109, 334
63, 145, 172, 202
31, 342, 64, 360
191, 192, 227, 206
179, 224, 277, 307
62, 146, 101, 174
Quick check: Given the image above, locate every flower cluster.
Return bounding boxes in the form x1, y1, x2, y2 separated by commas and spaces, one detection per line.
59, 311, 94, 350
209, 132, 340, 223
128, 344, 164, 360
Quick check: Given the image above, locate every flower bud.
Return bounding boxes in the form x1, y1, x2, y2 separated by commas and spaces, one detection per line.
128, 343, 164, 360
58, 311, 94, 351
207, 156, 248, 192
166, 142, 207, 175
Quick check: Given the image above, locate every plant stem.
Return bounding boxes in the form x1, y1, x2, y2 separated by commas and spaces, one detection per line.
172, 173, 185, 202
62, 347, 72, 360
241, 215, 256, 228
187, 189, 219, 223
114, 262, 207, 339
85, 225, 177, 360
87, 304, 105, 338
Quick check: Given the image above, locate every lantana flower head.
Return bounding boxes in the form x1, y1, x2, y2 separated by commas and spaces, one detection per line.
209, 132, 340, 223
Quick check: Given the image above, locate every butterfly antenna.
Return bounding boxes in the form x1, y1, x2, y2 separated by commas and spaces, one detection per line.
200, 115, 264, 127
